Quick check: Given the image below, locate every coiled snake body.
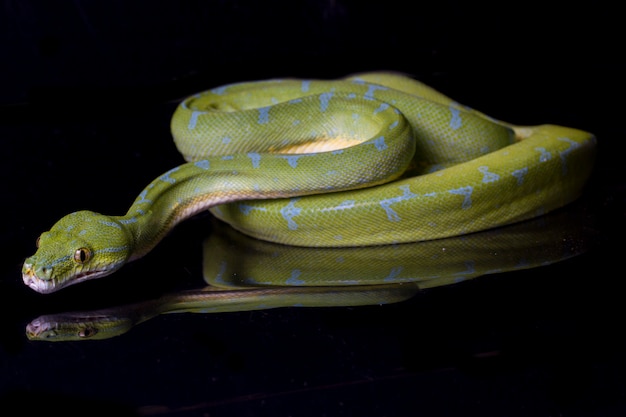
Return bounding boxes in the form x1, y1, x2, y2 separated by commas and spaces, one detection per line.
22, 72, 596, 293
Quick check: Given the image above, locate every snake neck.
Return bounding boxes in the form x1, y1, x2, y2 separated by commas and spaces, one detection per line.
115, 149, 412, 261
114, 162, 271, 261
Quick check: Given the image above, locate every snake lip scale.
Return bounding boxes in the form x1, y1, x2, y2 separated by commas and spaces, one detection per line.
21, 72, 597, 294
22, 263, 117, 294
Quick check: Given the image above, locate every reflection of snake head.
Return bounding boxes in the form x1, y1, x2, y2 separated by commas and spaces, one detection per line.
26, 311, 135, 341
22, 211, 133, 294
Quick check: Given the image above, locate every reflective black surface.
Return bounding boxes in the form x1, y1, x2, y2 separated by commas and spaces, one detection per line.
1, 2, 624, 416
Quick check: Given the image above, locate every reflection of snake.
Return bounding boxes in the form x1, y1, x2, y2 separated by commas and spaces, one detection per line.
26, 206, 594, 341
22, 72, 596, 294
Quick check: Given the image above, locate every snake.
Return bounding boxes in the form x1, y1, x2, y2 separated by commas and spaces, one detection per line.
26, 206, 594, 341
21, 72, 596, 294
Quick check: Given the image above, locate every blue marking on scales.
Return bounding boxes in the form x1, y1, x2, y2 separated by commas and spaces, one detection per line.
372, 136, 387, 151
449, 104, 462, 130
194, 160, 210, 170
95, 245, 129, 254
99, 220, 122, 229
47, 254, 72, 268
213, 260, 228, 285
380, 185, 417, 221
187, 111, 208, 130
557, 137, 579, 176
383, 266, 404, 282
238, 204, 267, 215
210, 85, 228, 95
449, 186, 473, 209
452, 261, 476, 278
365, 84, 388, 100
321, 200, 355, 212
136, 189, 152, 204
374, 102, 390, 114
319, 91, 334, 112
258, 106, 270, 124
511, 167, 528, 185
282, 155, 303, 168
247, 152, 261, 168
286, 269, 304, 285
478, 166, 500, 183
281, 199, 302, 230
301, 80, 311, 93
159, 167, 180, 184
535, 147, 552, 162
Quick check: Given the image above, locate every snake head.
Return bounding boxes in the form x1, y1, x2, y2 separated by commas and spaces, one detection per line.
22, 211, 133, 294
26, 311, 136, 341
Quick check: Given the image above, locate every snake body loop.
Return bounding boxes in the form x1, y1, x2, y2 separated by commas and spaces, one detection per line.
22, 72, 596, 293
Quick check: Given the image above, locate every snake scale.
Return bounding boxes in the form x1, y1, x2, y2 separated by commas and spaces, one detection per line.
22, 72, 596, 294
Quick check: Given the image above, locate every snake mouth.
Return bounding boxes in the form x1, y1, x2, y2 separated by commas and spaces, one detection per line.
25, 318, 54, 339
22, 271, 56, 294
22, 269, 111, 294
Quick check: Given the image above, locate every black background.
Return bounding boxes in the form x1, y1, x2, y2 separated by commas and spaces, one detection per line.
1, 1, 624, 416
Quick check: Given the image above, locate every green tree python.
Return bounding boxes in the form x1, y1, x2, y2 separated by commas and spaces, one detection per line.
26, 206, 594, 341
22, 72, 596, 294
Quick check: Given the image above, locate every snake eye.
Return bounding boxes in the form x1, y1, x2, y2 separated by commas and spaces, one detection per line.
74, 248, 91, 263
79, 326, 98, 338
